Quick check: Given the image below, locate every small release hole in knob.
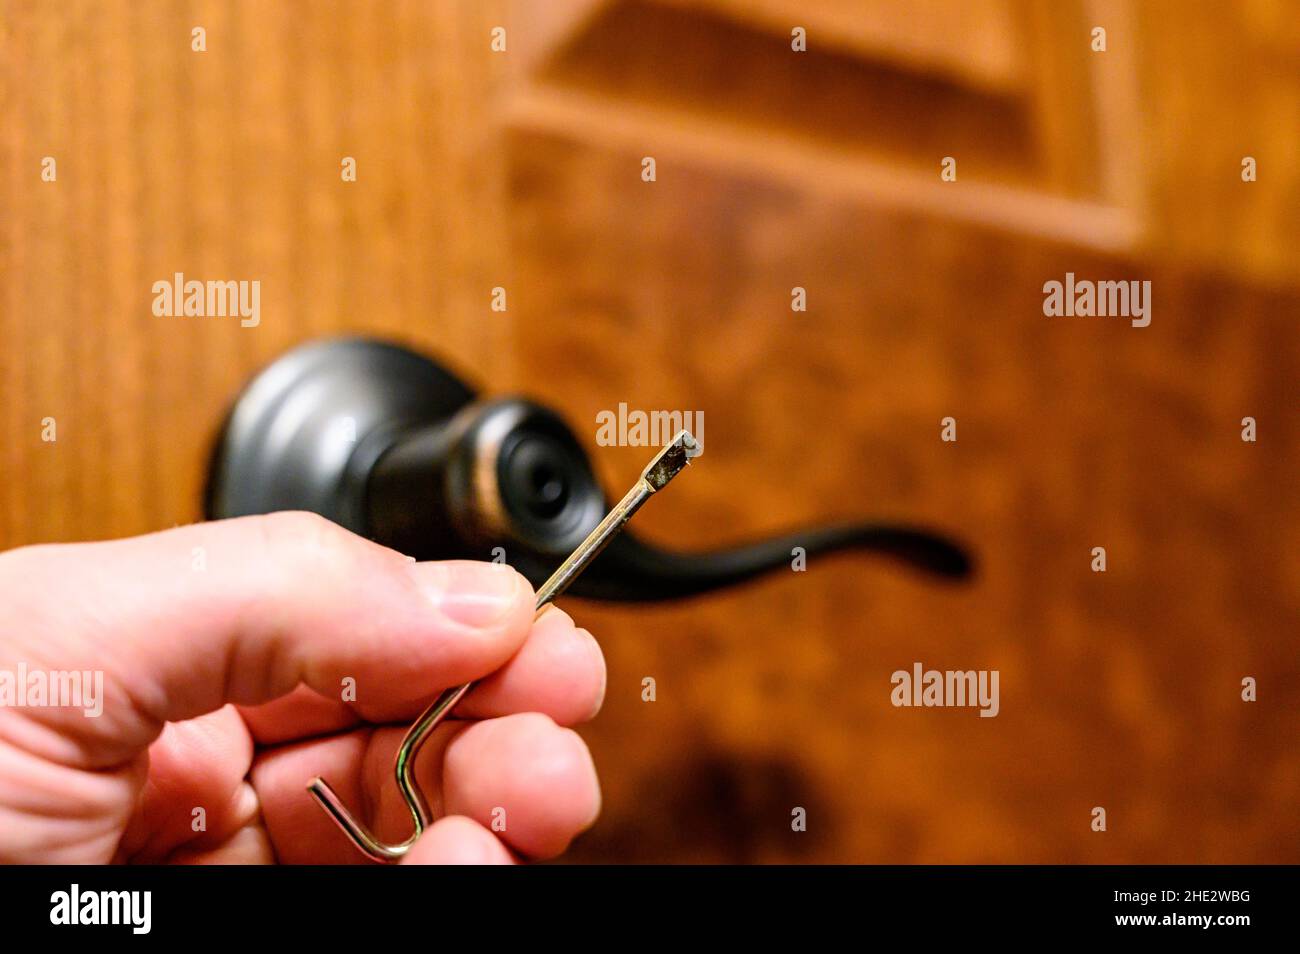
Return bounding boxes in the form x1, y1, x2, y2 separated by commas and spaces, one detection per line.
528, 462, 567, 516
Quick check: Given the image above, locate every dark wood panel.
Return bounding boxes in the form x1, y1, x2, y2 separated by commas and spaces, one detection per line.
502, 131, 1298, 862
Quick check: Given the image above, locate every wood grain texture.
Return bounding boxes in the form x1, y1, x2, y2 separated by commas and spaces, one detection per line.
1, 0, 1296, 863
1, 0, 517, 545
504, 133, 1298, 863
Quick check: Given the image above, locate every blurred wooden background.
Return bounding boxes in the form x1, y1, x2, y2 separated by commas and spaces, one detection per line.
1, 0, 1297, 862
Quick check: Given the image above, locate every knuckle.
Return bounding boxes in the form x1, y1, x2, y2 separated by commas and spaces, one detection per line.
252, 511, 363, 582
258, 510, 349, 553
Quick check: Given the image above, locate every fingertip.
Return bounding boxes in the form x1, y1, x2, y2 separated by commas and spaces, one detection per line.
566, 725, 603, 832
576, 628, 607, 722
444, 713, 602, 859
401, 815, 515, 865
461, 609, 607, 725
542, 622, 606, 724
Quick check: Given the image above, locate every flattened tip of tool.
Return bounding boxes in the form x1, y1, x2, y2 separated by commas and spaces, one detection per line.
641, 430, 697, 490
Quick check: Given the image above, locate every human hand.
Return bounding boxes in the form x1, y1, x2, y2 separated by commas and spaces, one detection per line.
0, 512, 604, 864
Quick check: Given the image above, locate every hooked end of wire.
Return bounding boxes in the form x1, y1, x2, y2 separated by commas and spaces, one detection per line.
307, 775, 409, 864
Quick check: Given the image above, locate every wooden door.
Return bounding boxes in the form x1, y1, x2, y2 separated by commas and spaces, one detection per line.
2, 0, 1296, 862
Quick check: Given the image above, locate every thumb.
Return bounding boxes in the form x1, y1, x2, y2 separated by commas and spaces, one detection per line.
0, 512, 535, 768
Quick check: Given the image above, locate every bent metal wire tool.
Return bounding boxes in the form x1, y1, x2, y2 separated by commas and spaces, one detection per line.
307, 430, 698, 862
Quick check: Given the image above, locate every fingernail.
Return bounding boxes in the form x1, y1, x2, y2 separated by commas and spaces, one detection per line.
407, 561, 525, 628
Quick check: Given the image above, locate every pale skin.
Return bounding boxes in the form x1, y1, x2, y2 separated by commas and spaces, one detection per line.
0, 512, 605, 864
